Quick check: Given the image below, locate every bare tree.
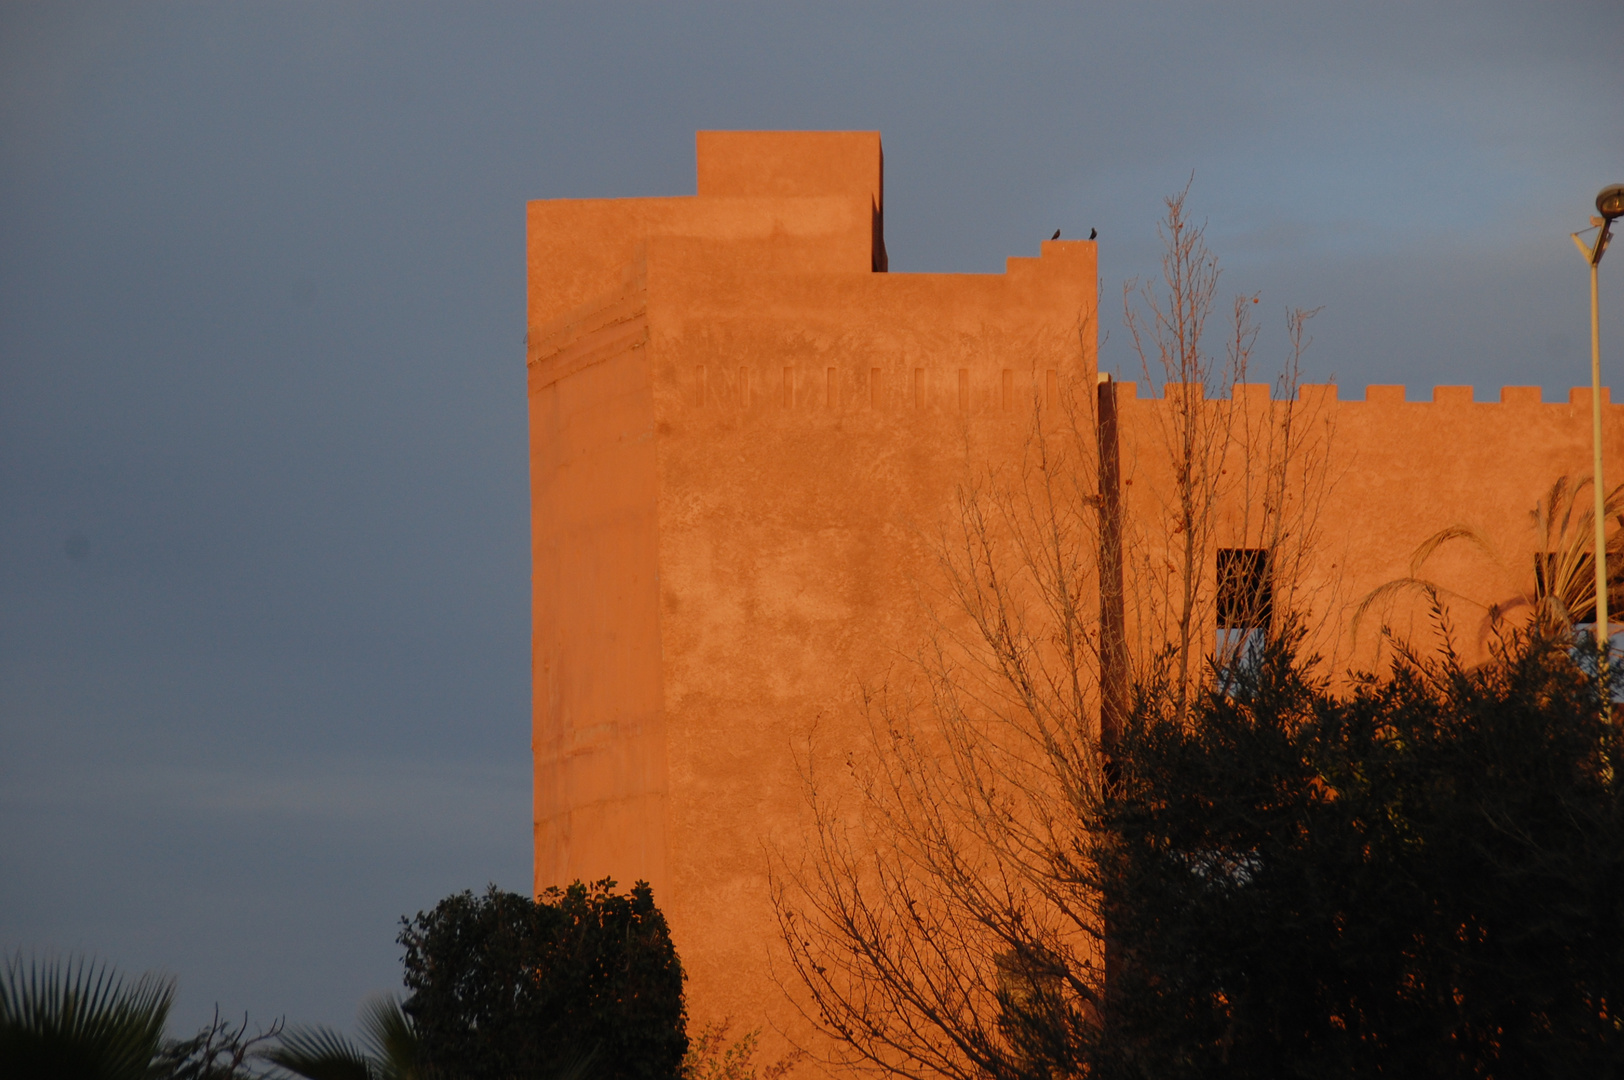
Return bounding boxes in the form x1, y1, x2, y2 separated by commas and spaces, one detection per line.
1120, 183, 1231, 712
1118, 183, 1333, 710
771, 187, 1334, 1080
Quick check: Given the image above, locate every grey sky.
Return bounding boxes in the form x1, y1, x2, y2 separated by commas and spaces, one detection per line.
2, 1, 1621, 1037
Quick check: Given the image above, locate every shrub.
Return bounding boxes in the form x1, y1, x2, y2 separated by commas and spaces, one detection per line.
400, 879, 686, 1080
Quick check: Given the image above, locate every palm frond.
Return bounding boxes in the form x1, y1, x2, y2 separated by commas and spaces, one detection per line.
1351, 577, 1441, 645
262, 1023, 373, 1080
1407, 524, 1495, 577
356, 995, 420, 1080
1530, 476, 1624, 630
0, 952, 173, 1080
1358, 476, 1624, 649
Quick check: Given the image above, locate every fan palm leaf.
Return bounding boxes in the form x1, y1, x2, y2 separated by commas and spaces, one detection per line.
263, 1023, 371, 1080
0, 952, 173, 1080
264, 995, 421, 1080
354, 995, 421, 1080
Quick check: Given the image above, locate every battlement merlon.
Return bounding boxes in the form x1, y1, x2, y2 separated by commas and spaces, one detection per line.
697, 130, 882, 208
698, 130, 887, 273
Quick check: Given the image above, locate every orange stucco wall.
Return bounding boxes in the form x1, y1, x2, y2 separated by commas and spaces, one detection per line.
527, 131, 1624, 1051
1107, 380, 1624, 673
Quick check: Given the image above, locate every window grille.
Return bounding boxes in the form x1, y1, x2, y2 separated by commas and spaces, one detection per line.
1216, 548, 1272, 672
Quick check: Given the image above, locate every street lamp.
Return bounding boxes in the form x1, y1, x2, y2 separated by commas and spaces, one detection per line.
1571, 183, 1623, 669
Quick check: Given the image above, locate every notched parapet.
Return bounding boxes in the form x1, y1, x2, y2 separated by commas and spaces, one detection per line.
1136, 382, 1338, 403
1120, 382, 1619, 411
1353, 386, 1614, 407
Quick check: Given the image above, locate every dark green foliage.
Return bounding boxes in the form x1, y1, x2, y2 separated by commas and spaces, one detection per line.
0, 953, 172, 1080
1086, 631, 1624, 1078
399, 879, 686, 1080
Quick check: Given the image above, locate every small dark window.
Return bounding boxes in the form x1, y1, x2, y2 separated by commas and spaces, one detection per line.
1217, 548, 1272, 672
1217, 548, 1273, 629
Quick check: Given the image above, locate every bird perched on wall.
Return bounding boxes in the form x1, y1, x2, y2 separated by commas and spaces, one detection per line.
1090, 228, 1097, 240
1051, 229, 1061, 240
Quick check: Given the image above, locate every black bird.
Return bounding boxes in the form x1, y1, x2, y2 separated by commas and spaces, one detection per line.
1089, 227, 1097, 240
1051, 229, 1061, 240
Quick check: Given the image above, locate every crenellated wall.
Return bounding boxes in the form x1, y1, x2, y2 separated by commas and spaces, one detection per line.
1108, 379, 1624, 673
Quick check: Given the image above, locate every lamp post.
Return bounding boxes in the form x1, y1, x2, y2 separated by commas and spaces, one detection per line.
1571, 183, 1624, 672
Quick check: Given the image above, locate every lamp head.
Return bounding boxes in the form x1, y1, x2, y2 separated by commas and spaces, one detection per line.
1600, 184, 1624, 223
